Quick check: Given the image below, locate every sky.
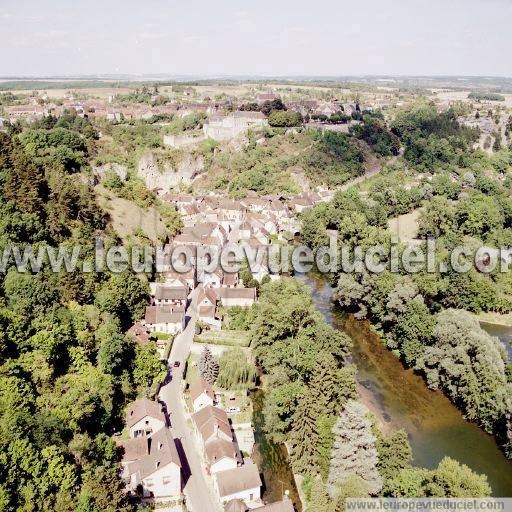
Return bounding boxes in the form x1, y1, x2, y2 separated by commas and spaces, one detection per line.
0, 0, 511, 77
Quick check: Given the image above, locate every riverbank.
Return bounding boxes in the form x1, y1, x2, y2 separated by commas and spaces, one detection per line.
357, 381, 393, 435
474, 311, 512, 327
297, 272, 512, 497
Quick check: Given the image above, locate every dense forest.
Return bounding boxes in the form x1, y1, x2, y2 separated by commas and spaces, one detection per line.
0, 116, 166, 511
300, 105, 512, 459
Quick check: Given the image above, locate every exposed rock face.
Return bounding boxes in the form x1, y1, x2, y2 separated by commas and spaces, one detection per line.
93, 163, 128, 181
137, 152, 204, 191
174, 153, 204, 186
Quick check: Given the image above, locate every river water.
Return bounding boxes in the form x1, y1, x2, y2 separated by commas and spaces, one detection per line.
251, 389, 303, 511
296, 273, 512, 497
480, 322, 512, 360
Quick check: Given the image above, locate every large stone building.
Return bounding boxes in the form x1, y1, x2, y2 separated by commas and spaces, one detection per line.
203, 111, 268, 141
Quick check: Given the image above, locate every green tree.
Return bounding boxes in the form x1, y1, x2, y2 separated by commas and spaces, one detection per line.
376, 429, 412, 486
417, 310, 510, 432
426, 457, 491, 497
216, 347, 256, 389
328, 400, 382, 495
198, 346, 219, 384
309, 476, 336, 512
289, 390, 320, 474
133, 343, 166, 397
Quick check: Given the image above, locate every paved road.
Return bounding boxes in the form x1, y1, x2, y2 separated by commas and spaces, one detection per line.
159, 287, 221, 512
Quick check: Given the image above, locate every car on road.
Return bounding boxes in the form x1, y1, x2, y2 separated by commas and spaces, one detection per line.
173, 361, 181, 368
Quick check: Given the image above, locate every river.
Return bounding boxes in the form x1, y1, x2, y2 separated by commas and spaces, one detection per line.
251, 389, 303, 511
480, 322, 512, 360
296, 272, 512, 497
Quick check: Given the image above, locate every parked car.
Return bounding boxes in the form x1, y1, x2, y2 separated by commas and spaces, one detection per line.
173, 361, 181, 368
226, 406, 240, 414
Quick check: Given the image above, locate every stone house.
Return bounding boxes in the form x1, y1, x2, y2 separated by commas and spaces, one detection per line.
214, 460, 262, 506
217, 288, 257, 308
190, 379, 215, 412
126, 322, 152, 344
126, 399, 166, 439
153, 284, 188, 307
117, 427, 181, 500
203, 111, 268, 141
143, 305, 185, 335
192, 405, 241, 475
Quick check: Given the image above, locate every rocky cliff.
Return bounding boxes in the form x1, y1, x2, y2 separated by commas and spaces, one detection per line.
137, 152, 204, 191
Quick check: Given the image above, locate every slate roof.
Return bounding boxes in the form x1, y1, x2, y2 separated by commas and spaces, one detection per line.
215, 461, 262, 498
126, 399, 165, 429
124, 428, 181, 480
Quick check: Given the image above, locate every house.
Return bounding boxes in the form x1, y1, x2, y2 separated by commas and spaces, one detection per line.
225, 499, 248, 512
127, 322, 152, 344
214, 460, 262, 506
237, 221, 253, 240
222, 271, 239, 288
217, 199, 246, 222
256, 93, 277, 104
192, 405, 240, 474
198, 287, 218, 309
6, 104, 47, 122
190, 379, 215, 412
118, 427, 181, 500
198, 267, 223, 288
206, 437, 240, 474
153, 284, 188, 307
162, 269, 197, 290
217, 288, 257, 308
143, 305, 185, 335
198, 304, 222, 330
289, 196, 314, 214
192, 405, 233, 444
126, 399, 166, 438
255, 498, 295, 512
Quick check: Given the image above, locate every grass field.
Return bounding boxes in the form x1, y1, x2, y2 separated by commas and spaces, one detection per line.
194, 330, 251, 347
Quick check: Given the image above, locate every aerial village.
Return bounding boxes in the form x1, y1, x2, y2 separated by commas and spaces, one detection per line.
116, 186, 321, 511
2, 80, 512, 511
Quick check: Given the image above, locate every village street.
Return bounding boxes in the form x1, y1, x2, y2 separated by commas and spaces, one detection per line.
159, 287, 222, 512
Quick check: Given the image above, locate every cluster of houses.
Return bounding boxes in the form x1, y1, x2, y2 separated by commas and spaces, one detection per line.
116, 399, 182, 502
116, 393, 293, 511
160, 192, 328, 237
190, 380, 294, 512
3, 87, 364, 130
125, 190, 330, 353
3, 98, 220, 123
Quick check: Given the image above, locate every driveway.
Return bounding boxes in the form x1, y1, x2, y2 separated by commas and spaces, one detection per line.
159, 287, 222, 512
